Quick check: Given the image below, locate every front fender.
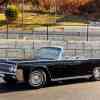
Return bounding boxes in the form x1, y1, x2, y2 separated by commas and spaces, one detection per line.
17, 64, 52, 81
29, 65, 52, 80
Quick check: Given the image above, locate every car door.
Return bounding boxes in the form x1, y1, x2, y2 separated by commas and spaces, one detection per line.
62, 60, 83, 77
47, 60, 82, 79
48, 60, 91, 80
73, 60, 92, 76
66, 60, 91, 77
47, 60, 72, 79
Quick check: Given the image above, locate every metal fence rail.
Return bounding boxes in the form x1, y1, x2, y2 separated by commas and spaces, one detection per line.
0, 24, 99, 41
0, 48, 100, 59
0, 48, 26, 59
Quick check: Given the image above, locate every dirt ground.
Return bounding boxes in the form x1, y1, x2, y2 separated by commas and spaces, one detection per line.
0, 78, 100, 100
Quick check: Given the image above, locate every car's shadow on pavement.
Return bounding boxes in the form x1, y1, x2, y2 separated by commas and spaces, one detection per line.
0, 79, 95, 94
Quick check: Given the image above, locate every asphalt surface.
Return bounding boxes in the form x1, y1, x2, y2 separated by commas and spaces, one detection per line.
0, 78, 100, 100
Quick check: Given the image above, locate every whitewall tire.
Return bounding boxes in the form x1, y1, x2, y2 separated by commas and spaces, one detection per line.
28, 69, 46, 88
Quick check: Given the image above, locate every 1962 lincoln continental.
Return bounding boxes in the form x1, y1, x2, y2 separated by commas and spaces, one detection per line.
0, 47, 100, 88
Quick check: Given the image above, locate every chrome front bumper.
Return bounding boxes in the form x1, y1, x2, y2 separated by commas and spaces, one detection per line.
0, 69, 24, 81
0, 71, 16, 77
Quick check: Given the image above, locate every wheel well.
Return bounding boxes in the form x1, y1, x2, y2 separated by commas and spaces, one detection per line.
32, 67, 51, 81
23, 67, 51, 82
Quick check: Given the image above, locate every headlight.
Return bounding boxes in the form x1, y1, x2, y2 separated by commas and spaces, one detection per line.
9, 66, 16, 72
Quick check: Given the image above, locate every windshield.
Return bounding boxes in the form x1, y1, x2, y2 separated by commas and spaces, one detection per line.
33, 47, 61, 60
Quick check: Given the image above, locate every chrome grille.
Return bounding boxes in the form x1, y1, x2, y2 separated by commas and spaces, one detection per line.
0, 63, 14, 73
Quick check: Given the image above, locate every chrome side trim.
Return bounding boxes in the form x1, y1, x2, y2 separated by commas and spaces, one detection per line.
51, 75, 92, 81
0, 71, 16, 76
0, 63, 15, 66
16, 69, 24, 81
0, 74, 5, 77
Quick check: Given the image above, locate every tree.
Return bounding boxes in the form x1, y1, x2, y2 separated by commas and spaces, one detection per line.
5, 5, 19, 22
0, 0, 7, 5
31, 0, 39, 8
79, 1, 96, 14
36, 0, 94, 15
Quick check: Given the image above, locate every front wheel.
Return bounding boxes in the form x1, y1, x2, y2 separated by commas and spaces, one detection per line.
93, 67, 100, 81
28, 69, 47, 88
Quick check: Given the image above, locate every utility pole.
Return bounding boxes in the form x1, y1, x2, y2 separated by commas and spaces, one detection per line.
21, 0, 24, 38
54, 0, 56, 24
22, 0, 24, 28
86, 24, 89, 41
5, 0, 9, 39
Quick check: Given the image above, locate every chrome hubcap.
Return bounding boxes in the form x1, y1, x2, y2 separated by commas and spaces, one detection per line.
94, 68, 100, 78
29, 71, 43, 86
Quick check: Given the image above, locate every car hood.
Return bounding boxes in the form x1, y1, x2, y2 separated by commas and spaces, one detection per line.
18, 59, 56, 64
0, 59, 56, 75
0, 58, 56, 64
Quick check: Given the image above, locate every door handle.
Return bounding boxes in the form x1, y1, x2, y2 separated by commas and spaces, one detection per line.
73, 61, 81, 65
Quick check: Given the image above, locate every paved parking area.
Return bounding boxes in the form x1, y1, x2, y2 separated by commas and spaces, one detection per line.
0, 79, 100, 100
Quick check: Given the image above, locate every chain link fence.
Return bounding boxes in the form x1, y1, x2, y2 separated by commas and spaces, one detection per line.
0, 48, 100, 59
0, 23, 100, 41
0, 40, 100, 59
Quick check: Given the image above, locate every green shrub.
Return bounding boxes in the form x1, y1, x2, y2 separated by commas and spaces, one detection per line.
5, 5, 19, 21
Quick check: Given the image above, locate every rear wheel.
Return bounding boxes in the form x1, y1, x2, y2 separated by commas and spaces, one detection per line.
93, 67, 100, 81
28, 69, 47, 88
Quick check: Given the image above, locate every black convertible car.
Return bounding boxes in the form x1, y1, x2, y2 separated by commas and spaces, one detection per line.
0, 47, 100, 88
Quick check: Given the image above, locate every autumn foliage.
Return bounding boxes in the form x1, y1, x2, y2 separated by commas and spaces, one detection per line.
1, 0, 100, 17
38, 0, 96, 15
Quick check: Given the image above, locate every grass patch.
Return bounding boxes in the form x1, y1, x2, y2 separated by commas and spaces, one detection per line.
56, 15, 88, 25
22, 14, 60, 25
0, 14, 6, 20
21, 14, 88, 26
0, 20, 6, 26
0, 14, 6, 26
0, 12, 88, 30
